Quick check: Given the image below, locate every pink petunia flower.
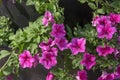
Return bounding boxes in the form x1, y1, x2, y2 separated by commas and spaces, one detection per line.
19, 50, 34, 68
109, 13, 120, 24
96, 45, 114, 57
97, 71, 114, 80
42, 11, 54, 26
80, 53, 96, 70
46, 72, 54, 80
92, 15, 100, 26
93, 16, 111, 27
50, 23, 66, 38
55, 37, 68, 51
33, 53, 40, 68
42, 47, 58, 57
6, 74, 13, 80
76, 70, 87, 80
96, 24, 116, 40
68, 38, 86, 55
39, 52, 57, 69
39, 38, 55, 51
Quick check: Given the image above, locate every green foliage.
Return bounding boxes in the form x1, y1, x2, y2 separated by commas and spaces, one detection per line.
26, 0, 64, 23
0, 50, 19, 77
9, 16, 50, 54
0, 16, 13, 46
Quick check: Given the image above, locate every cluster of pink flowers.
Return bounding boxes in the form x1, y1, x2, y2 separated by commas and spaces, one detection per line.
92, 13, 120, 80
92, 13, 120, 57
18, 11, 120, 80
97, 65, 120, 80
92, 13, 120, 40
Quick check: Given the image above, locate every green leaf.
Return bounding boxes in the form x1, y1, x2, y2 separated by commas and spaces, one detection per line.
88, 2, 96, 10
110, 1, 120, 8
2, 66, 13, 75
96, 8, 105, 14
0, 50, 10, 60
79, 0, 87, 3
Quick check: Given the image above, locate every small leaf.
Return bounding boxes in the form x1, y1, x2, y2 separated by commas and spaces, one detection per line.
88, 2, 96, 10
0, 50, 10, 60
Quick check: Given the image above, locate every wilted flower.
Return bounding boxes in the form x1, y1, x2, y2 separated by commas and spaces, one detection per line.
97, 71, 114, 80
19, 50, 34, 68
55, 37, 68, 51
96, 45, 114, 57
42, 11, 54, 26
50, 23, 66, 38
39, 52, 57, 69
68, 38, 86, 55
80, 53, 96, 70
46, 72, 54, 80
96, 23, 116, 40
76, 70, 87, 80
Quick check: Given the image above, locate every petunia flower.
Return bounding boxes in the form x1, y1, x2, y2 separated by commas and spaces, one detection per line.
46, 72, 54, 80
80, 53, 96, 70
92, 15, 100, 26
6, 74, 13, 80
19, 50, 34, 68
42, 11, 54, 26
116, 65, 120, 76
39, 52, 57, 69
109, 13, 120, 24
96, 24, 116, 40
97, 71, 114, 80
55, 37, 68, 51
96, 45, 114, 57
50, 23, 66, 38
33, 53, 40, 68
76, 70, 87, 80
93, 16, 111, 27
39, 38, 55, 51
68, 38, 86, 55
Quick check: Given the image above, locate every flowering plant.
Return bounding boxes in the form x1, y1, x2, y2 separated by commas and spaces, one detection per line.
0, 0, 120, 80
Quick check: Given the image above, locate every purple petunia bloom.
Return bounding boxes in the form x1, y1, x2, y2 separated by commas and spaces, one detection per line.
96, 45, 114, 57
96, 24, 116, 40
92, 15, 100, 27
116, 65, 120, 76
33, 53, 40, 68
6, 74, 13, 80
76, 70, 87, 80
39, 52, 57, 69
68, 38, 86, 55
55, 37, 68, 51
43, 47, 58, 57
97, 71, 114, 80
42, 11, 54, 27
46, 72, 54, 80
19, 50, 34, 68
50, 23, 66, 38
109, 13, 120, 24
80, 53, 96, 70
39, 38, 55, 51
93, 16, 111, 27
